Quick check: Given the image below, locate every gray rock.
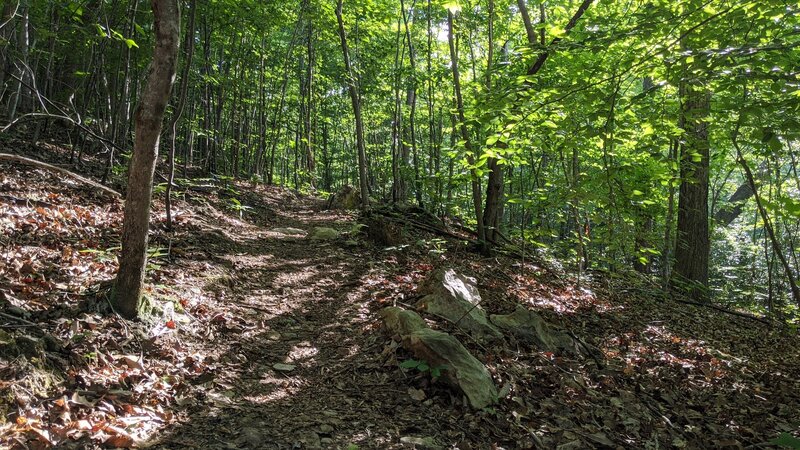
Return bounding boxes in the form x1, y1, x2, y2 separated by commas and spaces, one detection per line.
272, 227, 306, 236
297, 430, 321, 449
328, 185, 361, 210
402, 328, 497, 409
490, 305, 578, 355
309, 227, 340, 241
416, 268, 501, 340
380, 307, 428, 336
400, 436, 441, 449
240, 427, 264, 447
273, 363, 296, 372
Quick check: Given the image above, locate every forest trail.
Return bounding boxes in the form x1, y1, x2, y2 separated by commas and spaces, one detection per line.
3, 151, 800, 449
154, 192, 440, 448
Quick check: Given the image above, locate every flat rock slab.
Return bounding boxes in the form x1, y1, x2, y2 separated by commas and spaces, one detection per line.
416, 268, 501, 341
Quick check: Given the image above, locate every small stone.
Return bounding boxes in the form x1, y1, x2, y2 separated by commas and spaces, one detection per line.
400, 436, 441, 449
272, 227, 306, 236
273, 363, 296, 372
309, 227, 340, 241
6, 306, 28, 317
320, 438, 334, 445
318, 424, 334, 434
298, 430, 321, 449
266, 331, 281, 341
240, 428, 263, 447
0, 329, 14, 345
408, 387, 426, 402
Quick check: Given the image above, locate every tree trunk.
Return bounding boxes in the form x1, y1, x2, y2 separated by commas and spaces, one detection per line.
335, 0, 369, 209
672, 68, 710, 300
482, 0, 505, 245
447, 8, 485, 248
732, 123, 800, 306
114, 0, 180, 319
166, 0, 196, 230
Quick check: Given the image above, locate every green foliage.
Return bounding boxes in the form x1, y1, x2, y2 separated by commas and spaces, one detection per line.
772, 433, 800, 449
399, 359, 447, 379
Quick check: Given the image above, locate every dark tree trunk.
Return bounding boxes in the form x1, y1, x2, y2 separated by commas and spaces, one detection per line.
672, 78, 710, 300
114, 0, 180, 319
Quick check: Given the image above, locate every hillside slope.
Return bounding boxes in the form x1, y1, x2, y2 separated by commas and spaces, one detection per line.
1, 155, 799, 449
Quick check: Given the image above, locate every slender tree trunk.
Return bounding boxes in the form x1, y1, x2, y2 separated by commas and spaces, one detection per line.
482, 0, 505, 245
166, 0, 196, 230
732, 122, 800, 305
304, 11, 315, 186
447, 8, 485, 248
335, 0, 369, 209
390, 7, 405, 204
114, 0, 180, 319
401, 0, 422, 207
661, 139, 678, 287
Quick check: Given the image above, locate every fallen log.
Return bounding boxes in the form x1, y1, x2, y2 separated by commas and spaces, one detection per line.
0, 153, 121, 198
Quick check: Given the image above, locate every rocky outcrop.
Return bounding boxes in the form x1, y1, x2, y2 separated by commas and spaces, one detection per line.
402, 328, 498, 409
416, 268, 501, 341
327, 185, 360, 210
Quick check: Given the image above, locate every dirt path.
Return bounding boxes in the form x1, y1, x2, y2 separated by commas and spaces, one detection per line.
154, 193, 455, 449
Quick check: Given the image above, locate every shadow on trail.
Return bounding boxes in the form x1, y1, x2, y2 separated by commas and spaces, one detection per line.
148, 200, 452, 449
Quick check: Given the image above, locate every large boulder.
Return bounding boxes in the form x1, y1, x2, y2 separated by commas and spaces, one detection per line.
327, 185, 361, 210
416, 268, 501, 341
402, 328, 497, 409
490, 305, 579, 355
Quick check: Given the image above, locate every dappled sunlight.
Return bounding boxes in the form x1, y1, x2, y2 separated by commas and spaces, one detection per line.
4, 155, 800, 448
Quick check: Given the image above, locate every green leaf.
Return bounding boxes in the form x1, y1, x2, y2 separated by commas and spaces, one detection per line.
417, 362, 430, 372
399, 359, 420, 369
770, 433, 800, 449
124, 38, 139, 49
443, 1, 461, 13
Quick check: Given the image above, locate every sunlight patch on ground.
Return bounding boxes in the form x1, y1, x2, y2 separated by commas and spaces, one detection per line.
288, 341, 319, 362
273, 267, 319, 287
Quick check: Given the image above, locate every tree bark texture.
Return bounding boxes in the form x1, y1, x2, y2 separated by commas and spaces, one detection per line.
114, 0, 180, 319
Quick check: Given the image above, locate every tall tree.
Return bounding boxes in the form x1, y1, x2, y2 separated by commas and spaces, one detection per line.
672, 29, 710, 300
114, 0, 181, 319
447, 5, 485, 248
335, 0, 369, 209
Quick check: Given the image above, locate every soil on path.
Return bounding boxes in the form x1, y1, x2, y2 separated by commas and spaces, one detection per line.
153, 190, 456, 449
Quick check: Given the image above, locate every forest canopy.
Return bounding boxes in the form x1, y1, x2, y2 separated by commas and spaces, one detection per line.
1, 0, 799, 315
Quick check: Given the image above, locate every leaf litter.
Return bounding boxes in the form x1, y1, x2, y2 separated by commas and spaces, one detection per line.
1, 155, 799, 448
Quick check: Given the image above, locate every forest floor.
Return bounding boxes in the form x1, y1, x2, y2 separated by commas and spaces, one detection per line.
2, 140, 800, 449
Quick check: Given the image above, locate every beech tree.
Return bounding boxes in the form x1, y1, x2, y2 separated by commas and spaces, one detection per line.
114, 0, 181, 318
